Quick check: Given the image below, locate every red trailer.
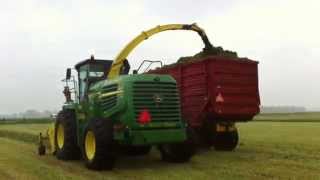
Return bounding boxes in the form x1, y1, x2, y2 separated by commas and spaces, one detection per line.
148, 56, 260, 150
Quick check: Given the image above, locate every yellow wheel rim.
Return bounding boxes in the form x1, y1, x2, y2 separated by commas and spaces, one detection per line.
57, 124, 65, 149
85, 130, 96, 161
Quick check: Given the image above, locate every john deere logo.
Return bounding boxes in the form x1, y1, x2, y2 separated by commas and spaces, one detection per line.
153, 94, 163, 104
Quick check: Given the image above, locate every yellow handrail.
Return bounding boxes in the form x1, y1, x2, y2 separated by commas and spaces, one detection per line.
108, 23, 213, 79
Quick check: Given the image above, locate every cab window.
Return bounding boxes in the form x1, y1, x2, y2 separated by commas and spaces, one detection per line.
78, 65, 88, 101
89, 64, 105, 78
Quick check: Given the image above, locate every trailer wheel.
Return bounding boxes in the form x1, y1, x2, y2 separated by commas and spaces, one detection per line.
158, 128, 195, 163
83, 118, 115, 170
122, 146, 152, 156
213, 130, 239, 151
55, 110, 80, 160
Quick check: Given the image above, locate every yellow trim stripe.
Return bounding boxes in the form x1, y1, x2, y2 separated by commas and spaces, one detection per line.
99, 90, 123, 98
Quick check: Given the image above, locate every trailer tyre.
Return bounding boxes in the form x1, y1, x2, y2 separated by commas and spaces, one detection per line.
213, 130, 239, 151
55, 110, 80, 160
83, 118, 115, 170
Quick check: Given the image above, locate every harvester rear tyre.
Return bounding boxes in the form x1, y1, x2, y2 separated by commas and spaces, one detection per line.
83, 118, 115, 170
158, 128, 195, 163
122, 146, 152, 156
158, 142, 194, 163
213, 130, 239, 151
55, 110, 80, 160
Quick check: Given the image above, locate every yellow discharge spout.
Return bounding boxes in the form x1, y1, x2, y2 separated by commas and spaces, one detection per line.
107, 23, 213, 79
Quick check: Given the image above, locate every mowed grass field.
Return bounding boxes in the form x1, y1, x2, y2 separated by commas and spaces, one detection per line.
254, 112, 320, 122
0, 113, 319, 180
0, 123, 50, 135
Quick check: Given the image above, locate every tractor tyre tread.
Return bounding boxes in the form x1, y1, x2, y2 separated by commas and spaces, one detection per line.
122, 146, 152, 156
83, 118, 115, 170
213, 130, 239, 151
158, 128, 195, 163
55, 110, 80, 160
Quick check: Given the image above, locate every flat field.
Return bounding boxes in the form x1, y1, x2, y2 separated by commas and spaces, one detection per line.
0, 113, 319, 180
254, 112, 320, 122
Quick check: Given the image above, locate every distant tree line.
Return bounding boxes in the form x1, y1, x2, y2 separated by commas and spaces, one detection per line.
261, 106, 306, 113
0, 109, 57, 120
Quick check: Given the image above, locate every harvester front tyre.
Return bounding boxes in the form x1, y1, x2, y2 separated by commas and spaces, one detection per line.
83, 118, 115, 170
213, 130, 239, 151
158, 142, 194, 163
55, 110, 80, 160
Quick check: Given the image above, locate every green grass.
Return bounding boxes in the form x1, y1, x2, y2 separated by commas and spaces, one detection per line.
0, 130, 38, 144
254, 112, 320, 122
0, 123, 50, 135
0, 118, 53, 124
0, 122, 51, 145
0, 116, 320, 179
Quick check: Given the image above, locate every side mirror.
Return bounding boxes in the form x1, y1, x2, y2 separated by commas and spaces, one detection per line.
66, 68, 71, 80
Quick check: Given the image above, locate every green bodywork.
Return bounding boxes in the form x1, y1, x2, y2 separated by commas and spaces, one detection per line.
63, 65, 187, 147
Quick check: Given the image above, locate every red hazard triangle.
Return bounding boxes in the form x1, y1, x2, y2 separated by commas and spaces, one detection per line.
216, 93, 224, 102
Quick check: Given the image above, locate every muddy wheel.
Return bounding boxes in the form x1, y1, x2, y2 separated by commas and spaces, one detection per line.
55, 110, 80, 160
83, 118, 115, 170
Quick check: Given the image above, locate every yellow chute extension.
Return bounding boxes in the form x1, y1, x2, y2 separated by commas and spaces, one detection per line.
107, 23, 213, 79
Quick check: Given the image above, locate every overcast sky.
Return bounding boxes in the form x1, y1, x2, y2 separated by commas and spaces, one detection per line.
1, 0, 319, 113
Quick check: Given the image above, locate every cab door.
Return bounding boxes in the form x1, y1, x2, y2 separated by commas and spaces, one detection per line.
76, 64, 90, 143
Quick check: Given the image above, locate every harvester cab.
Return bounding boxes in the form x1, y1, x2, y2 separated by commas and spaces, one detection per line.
39, 23, 217, 170
62, 56, 130, 102
73, 57, 113, 101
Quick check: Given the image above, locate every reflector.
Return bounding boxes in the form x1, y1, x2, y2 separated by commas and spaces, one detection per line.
138, 109, 151, 124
